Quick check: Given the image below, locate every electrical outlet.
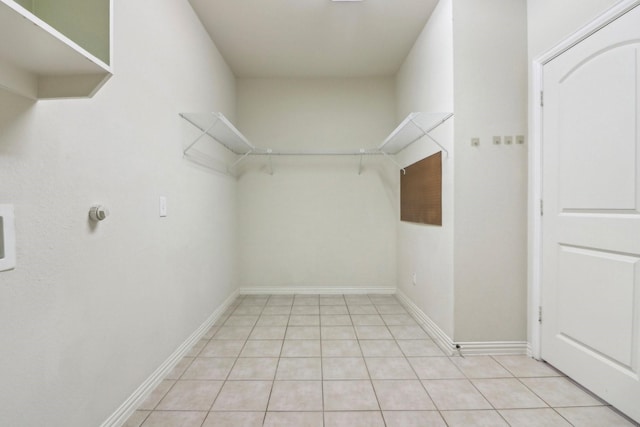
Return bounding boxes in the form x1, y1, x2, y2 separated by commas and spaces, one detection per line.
471, 137, 480, 147
493, 136, 501, 145
516, 135, 525, 144
504, 136, 513, 145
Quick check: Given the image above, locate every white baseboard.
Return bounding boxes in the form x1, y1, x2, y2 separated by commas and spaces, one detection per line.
239, 286, 396, 295
395, 289, 455, 356
395, 289, 528, 357
100, 289, 240, 427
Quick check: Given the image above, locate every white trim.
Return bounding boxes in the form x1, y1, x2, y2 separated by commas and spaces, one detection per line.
529, 0, 640, 360
99, 289, 240, 427
238, 286, 396, 295
396, 290, 527, 356
454, 341, 529, 356
395, 289, 454, 356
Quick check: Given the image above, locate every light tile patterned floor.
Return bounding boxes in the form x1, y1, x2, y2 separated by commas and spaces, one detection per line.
124, 294, 638, 427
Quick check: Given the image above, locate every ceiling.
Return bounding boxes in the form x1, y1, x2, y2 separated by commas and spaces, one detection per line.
188, 0, 439, 78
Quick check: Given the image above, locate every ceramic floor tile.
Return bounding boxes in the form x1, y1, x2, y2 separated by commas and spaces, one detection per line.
373, 380, 436, 410
440, 410, 509, 426
202, 326, 219, 339
321, 326, 357, 340
320, 295, 346, 305
123, 410, 149, 427
165, 357, 193, 380
227, 357, 278, 380
263, 411, 323, 427
239, 340, 283, 357
266, 296, 294, 306
492, 355, 562, 377
268, 380, 323, 411
211, 380, 272, 411
286, 326, 321, 340
249, 326, 286, 340
138, 380, 175, 410
450, 356, 513, 378
185, 339, 208, 357
276, 357, 322, 380
202, 411, 264, 427
388, 325, 429, 339
223, 315, 259, 326
408, 357, 466, 379
369, 295, 399, 304
262, 305, 292, 315
375, 304, 408, 314
181, 357, 235, 380
366, 357, 417, 379
232, 305, 263, 315
359, 340, 404, 357
382, 314, 419, 326
382, 411, 447, 427
323, 380, 380, 411
344, 295, 372, 305
324, 411, 385, 427
519, 377, 605, 407
323, 357, 369, 379
212, 326, 253, 340
321, 314, 352, 326
293, 296, 319, 306
355, 325, 393, 340
397, 340, 445, 357
555, 406, 637, 426
200, 340, 245, 357
472, 378, 547, 409
347, 305, 378, 315
321, 340, 362, 357
422, 379, 492, 410
289, 315, 321, 326
256, 314, 290, 326
351, 314, 385, 325
140, 411, 207, 427
156, 380, 223, 411
281, 340, 321, 357
242, 295, 269, 305
320, 305, 349, 315
499, 408, 572, 426
291, 305, 320, 315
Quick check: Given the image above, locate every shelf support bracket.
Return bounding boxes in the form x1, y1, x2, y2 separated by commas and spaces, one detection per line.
183, 116, 220, 155
381, 151, 406, 175
410, 118, 450, 157
228, 150, 252, 172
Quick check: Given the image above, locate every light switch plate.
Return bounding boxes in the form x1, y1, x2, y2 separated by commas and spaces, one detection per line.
0, 204, 16, 272
504, 136, 513, 145
493, 136, 502, 145
516, 135, 526, 144
471, 137, 480, 147
159, 197, 167, 217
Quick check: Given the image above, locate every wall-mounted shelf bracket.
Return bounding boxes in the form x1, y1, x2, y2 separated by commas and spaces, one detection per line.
378, 112, 453, 158
381, 151, 406, 175
180, 112, 255, 174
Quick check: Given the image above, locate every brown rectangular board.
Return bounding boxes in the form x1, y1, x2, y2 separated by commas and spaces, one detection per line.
400, 151, 442, 225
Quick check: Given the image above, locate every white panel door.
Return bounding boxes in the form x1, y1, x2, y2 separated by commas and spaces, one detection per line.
542, 6, 640, 422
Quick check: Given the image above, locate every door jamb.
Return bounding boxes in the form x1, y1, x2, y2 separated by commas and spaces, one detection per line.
529, 0, 640, 360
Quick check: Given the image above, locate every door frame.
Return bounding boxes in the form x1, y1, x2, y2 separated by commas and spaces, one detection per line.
529, 0, 640, 360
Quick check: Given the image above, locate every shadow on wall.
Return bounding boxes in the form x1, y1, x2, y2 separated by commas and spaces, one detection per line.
0, 90, 37, 157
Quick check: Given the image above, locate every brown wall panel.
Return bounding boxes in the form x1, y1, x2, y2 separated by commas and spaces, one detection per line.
400, 151, 442, 225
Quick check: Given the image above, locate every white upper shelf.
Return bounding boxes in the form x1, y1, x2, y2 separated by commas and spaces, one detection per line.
379, 112, 453, 155
0, 0, 112, 99
180, 112, 255, 155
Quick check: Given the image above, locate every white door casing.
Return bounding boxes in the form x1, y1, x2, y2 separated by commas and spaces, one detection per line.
540, 4, 640, 422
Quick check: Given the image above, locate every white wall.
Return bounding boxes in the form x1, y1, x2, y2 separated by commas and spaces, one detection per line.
0, 1, 237, 426
452, 0, 528, 342
395, 0, 455, 337
236, 77, 397, 290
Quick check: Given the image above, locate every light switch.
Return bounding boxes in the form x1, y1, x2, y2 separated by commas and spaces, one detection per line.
471, 137, 480, 147
516, 135, 526, 144
159, 197, 167, 217
504, 136, 513, 145
493, 136, 502, 145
